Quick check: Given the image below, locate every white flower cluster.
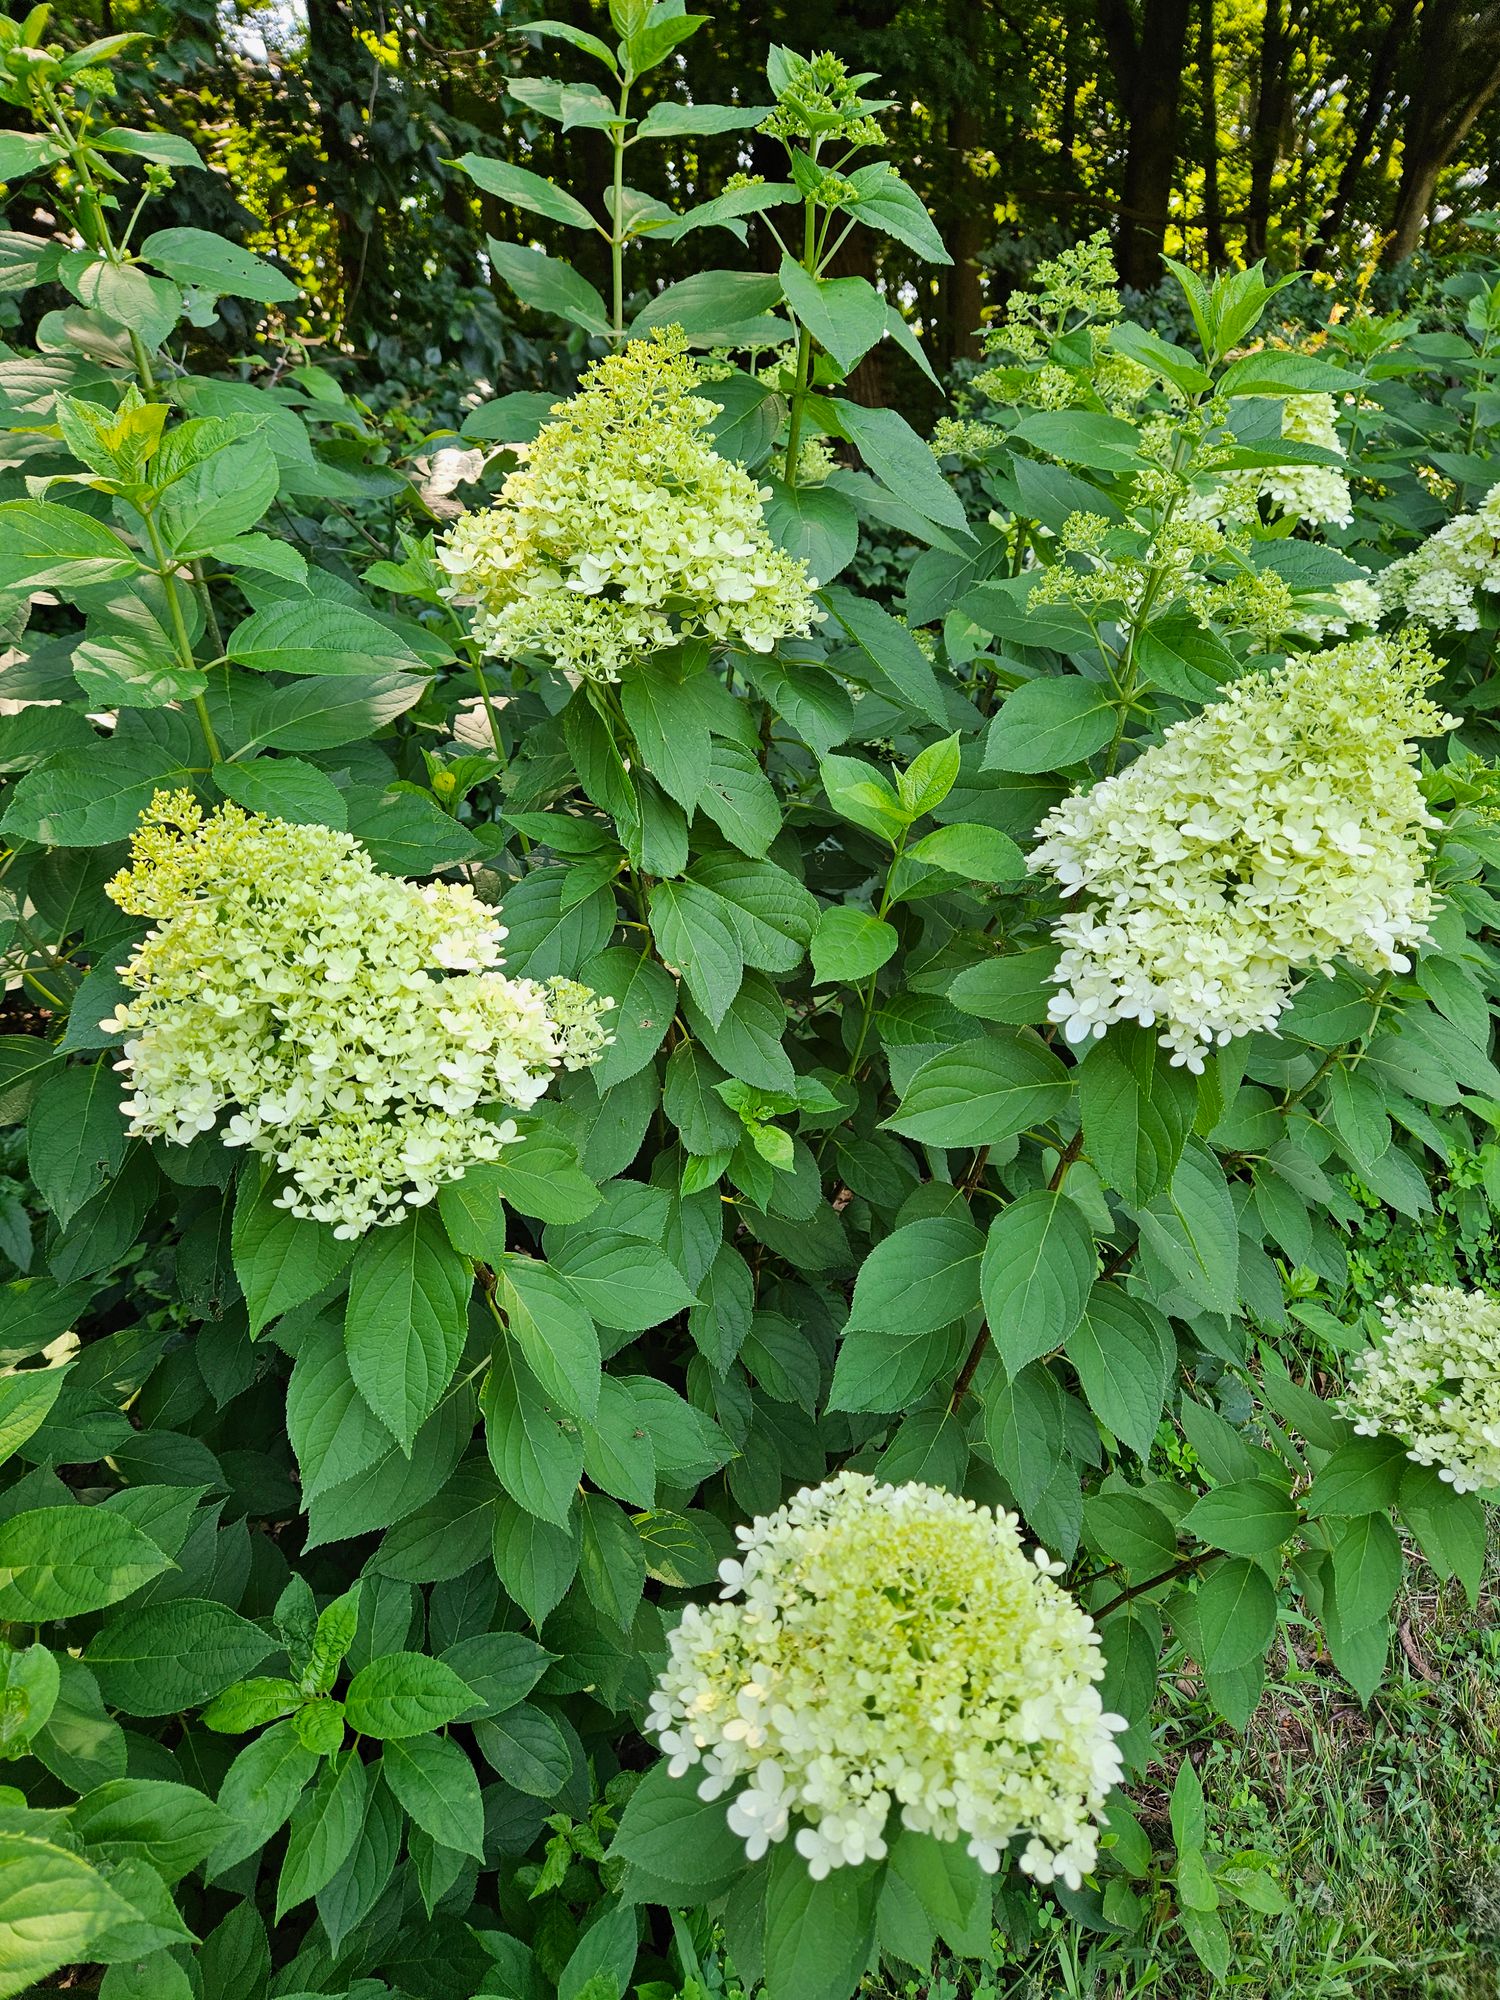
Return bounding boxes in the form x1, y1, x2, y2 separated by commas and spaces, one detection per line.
1188, 393, 1353, 530
1030, 634, 1452, 1070
1343, 1286, 1500, 1495
437, 328, 820, 683
1377, 480, 1500, 631
104, 793, 611, 1237
645, 1472, 1126, 1889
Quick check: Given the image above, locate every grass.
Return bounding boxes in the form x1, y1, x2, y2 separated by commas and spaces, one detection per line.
865, 1534, 1500, 1999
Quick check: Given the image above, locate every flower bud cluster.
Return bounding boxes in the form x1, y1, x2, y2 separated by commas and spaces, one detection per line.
1030, 634, 1451, 1069
438, 329, 818, 683
646, 1472, 1126, 1889
103, 793, 611, 1236
1344, 1286, 1500, 1495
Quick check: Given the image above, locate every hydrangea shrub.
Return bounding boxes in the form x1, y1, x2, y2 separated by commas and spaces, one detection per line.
0, 7, 1498, 1997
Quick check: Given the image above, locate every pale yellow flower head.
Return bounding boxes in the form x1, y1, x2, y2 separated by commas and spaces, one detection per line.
1030, 633, 1452, 1069
1378, 480, 1500, 632
1343, 1286, 1500, 1495
104, 793, 611, 1236
437, 328, 820, 683
646, 1472, 1126, 1889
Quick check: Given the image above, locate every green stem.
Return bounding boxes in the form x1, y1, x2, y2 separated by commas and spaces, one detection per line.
782, 179, 821, 488
609, 75, 633, 339
142, 507, 220, 764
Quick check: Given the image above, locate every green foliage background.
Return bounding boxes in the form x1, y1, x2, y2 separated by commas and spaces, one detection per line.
0, 3, 1499, 1997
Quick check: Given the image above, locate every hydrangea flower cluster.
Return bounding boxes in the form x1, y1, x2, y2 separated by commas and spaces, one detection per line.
1188, 394, 1353, 530
103, 793, 611, 1236
1343, 1287, 1500, 1495
1377, 480, 1500, 631
645, 1472, 1126, 1889
1029, 634, 1452, 1069
437, 329, 819, 683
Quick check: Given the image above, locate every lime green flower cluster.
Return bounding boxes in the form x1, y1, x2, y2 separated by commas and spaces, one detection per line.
645, 1472, 1126, 1890
1188, 394, 1353, 530
103, 794, 611, 1236
1377, 480, 1500, 631
1030, 634, 1452, 1070
1344, 1287, 1500, 1495
438, 330, 819, 683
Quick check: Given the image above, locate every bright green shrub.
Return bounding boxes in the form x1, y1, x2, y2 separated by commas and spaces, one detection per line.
0, 5, 1498, 1997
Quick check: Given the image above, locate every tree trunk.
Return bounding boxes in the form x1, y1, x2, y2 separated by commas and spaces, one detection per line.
1385, 0, 1500, 263
1093, 0, 1196, 289
1245, 0, 1297, 264
1305, 0, 1417, 268
1197, 0, 1226, 265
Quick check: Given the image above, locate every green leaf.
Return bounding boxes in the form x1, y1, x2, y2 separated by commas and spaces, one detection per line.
491, 1123, 602, 1224
845, 1215, 984, 1336
822, 586, 950, 728
1194, 1558, 1278, 1674
0, 1642, 59, 1752
27, 1061, 128, 1229
762, 1839, 881, 2000
983, 677, 1116, 773
683, 970, 795, 1093
86, 1599, 274, 1715
619, 654, 712, 810
1012, 409, 1144, 470
980, 1191, 1096, 1373
141, 225, 299, 301
455, 153, 597, 228
578, 1491, 647, 1629
906, 821, 1025, 883
811, 906, 899, 984
213, 755, 347, 829
497, 1256, 601, 1422
0, 499, 141, 592
487, 239, 612, 336
948, 952, 1057, 1026
275, 1749, 368, 1919
0, 1367, 68, 1469
1182, 1479, 1298, 1557
474, 1700, 572, 1797
226, 599, 430, 677
1138, 1143, 1239, 1319
1082, 1491, 1177, 1573
232, 1171, 354, 1336
698, 739, 782, 858
344, 1210, 472, 1452
1078, 1026, 1196, 1205
381, 1733, 485, 1858
1066, 1288, 1176, 1457
580, 948, 676, 1090
984, 1362, 1065, 1511
649, 881, 744, 1026
482, 1336, 584, 1526
634, 100, 773, 137
1303, 1435, 1407, 1518
0, 1508, 171, 1621
883, 1032, 1071, 1147
613, 1760, 745, 1903
1328, 1511, 1402, 1633
0, 1834, 138, 1998
632, 270, 786, 345
1398, 1462, 1485, 1605
832, 400, 967, 532
778, 258, 887, 371
2, 741, 188, 848
845, 162, 950, 263
343, 1652, 477, 1739
549, 1232, 695, 1331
